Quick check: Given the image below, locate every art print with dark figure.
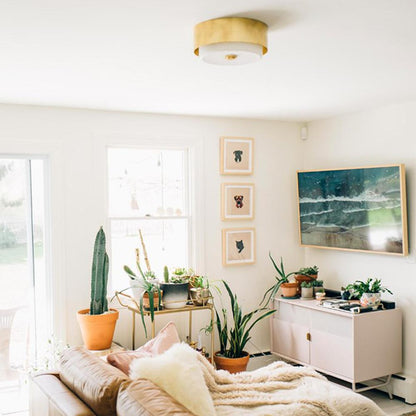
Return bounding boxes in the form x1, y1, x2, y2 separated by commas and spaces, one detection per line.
236, 240, 244, 253
233, 150, 243, 163
234, 195, 244, 208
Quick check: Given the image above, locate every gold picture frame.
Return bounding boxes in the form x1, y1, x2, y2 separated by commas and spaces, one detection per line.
222, 228, 256, 266
297, 164, 408, 255
220, 137, 254, 175
221, 183, 255, 221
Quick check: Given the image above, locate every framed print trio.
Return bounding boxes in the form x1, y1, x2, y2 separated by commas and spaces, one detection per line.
220, 137, 255, 266
221, 183, 254, 221
220, 136, 253, 175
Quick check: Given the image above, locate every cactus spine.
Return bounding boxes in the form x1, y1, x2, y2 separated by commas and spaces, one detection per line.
164, 265, 169, 283
90, 227, 109, 315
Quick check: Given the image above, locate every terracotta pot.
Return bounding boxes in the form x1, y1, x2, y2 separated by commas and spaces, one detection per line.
142, 291, 163, 310
281, 282, 299, 297
294, 273, 317, 285
77, 308, 119, 350
214, 351, 250, 373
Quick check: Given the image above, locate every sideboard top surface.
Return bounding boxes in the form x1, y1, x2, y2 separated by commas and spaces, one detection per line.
274, 297, 400, 319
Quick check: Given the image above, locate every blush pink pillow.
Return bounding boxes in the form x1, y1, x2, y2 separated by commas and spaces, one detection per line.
107, 321, 180, 375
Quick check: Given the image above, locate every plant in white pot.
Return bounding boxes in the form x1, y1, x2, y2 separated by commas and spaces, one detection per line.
77, 227, 119, 350
159, 266, 191, 309
344, 278, 392, 309
300, 281, 314, 299
123, 262, 162, 338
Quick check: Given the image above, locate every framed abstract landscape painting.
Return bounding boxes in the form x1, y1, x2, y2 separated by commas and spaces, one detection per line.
297, 165, 408, 255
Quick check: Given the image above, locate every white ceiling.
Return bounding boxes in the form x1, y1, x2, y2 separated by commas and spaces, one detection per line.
1, 0, 416, 121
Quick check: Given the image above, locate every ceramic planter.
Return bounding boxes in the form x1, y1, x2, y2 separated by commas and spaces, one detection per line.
159, 282, 189, 309
214, 351, 250, 373
77, 308, 119, 350
190, 288, 210, 306
360, 292, 381, 309
301, 287, 314, 299
281, 282, 298, 297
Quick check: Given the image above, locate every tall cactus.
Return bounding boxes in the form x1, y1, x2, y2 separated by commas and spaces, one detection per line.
90, 227, 109, 315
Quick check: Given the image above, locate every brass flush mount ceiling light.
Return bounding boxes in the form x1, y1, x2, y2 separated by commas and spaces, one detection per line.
194, 17, 268, 65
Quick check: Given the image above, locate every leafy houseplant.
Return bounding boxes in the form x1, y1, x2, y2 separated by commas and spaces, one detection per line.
261, 253, 298, 306
344, 278, 392, 308
123, 261, 162, 338
312, 279, 324, 295
214, 280, 276, 373
77, 227, 119, 350
159, 267, 191, 309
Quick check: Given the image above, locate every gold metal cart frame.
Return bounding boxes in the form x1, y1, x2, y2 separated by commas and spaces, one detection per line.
115, 292, 215, 358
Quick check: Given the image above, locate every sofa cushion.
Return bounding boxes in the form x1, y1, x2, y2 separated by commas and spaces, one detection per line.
60, 346, 130, 416
107, 321, 180, 375
117, 378, 196, 416
31, 373, 95, 416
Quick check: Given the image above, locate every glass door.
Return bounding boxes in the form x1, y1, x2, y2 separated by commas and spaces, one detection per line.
0, 157, 49, 415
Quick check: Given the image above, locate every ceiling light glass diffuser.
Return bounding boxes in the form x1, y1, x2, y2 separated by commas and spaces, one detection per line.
194, 17, 268, 66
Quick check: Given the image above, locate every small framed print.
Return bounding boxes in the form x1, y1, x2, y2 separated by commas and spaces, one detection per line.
222, 228, 256, 266
220, 137, 254, 175
221, 183, 254, 221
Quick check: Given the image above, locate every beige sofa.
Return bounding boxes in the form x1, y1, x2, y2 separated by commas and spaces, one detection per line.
29, 346, 194, 416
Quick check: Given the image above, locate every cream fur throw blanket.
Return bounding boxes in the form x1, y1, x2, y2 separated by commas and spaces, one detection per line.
130, 343, 385, 416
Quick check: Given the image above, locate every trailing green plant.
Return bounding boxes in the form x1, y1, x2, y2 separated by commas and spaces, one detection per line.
344, 278, 392, 299
301, 281, 313, 288
123, 257, 161, 338
215, 280, 276, 358
297, 265, 319, 276
90, 227, 109, 315
260, 253, 297, 307
312, 280, 324, 287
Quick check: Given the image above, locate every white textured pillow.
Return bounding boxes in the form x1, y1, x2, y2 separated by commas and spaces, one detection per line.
130, 342, 215, 416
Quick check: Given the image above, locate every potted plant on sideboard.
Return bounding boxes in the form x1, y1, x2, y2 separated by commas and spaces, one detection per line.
300, 281, 314, 299
261, 253, 298, 306
294, 265, 319, 288
214, 280, 275, 373
344, 278, 392, 309
77, 227, 119, 350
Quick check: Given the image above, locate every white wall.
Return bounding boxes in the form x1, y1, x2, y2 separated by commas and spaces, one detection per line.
0, 103, 303, 353
304, 101, 416, 376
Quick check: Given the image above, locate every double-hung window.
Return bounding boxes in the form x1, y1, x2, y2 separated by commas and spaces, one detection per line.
108, 147, 191, 291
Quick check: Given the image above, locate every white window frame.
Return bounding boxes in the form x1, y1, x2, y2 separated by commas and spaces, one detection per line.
104, 136, 204, 292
